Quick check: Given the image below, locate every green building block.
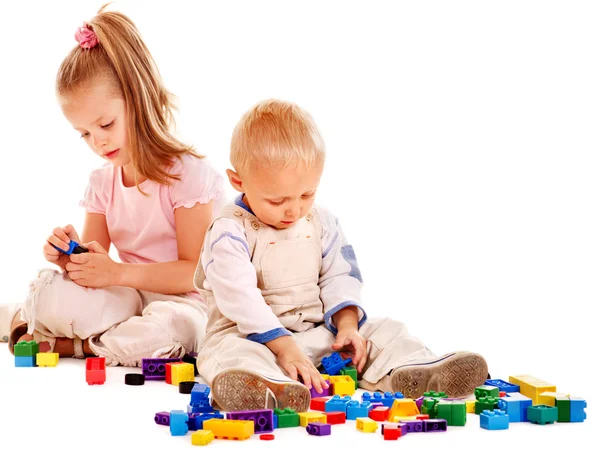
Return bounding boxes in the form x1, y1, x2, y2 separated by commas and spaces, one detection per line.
475, 396, 498, 415
340, 367, 358, 389
556, 397, 570, 423
274, 408, 300, 428
421, 398, 439, 418
527, 405, 558, 425
474, 385, 499, 399
14, 341, 39, 357
437, 401, 467, 426
423, 391, 448, 399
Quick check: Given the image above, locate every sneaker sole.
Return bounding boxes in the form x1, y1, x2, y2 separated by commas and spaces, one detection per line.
391, 352, 488, 399
212, 368, 311, 412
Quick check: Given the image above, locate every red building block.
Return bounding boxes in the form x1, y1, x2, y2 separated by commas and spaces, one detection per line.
86, 357, 106, 385
324, 411, 346, 425
499, 391, 507, 397
311, 397, 329, 412
165, 361, 183, 385
368, 406, 390, 422
416, 414, 429, 420
383, 424, 401, 440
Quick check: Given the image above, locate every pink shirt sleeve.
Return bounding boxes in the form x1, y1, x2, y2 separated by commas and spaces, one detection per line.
79, 165, 110, 215
169, 155, 224, 210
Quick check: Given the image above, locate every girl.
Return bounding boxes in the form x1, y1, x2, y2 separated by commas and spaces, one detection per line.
3, 7, 224, 366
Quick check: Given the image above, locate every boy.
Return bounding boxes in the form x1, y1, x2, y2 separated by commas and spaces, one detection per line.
194, 99, 488, 411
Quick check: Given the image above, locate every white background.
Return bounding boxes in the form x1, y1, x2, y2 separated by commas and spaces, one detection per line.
0, 0, 597, 448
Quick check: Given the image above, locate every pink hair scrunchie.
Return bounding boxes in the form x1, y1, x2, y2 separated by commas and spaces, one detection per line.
74, 22, 99, 49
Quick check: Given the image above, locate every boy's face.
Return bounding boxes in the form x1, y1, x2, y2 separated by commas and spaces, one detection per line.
228, 161, 324, 229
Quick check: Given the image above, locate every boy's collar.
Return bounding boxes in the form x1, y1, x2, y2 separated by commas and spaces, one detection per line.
235, 194, 255, 216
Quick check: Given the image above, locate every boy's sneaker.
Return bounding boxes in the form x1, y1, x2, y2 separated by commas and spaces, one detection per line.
211, 368, 311, 412
0, 303, 22, 344
391, 351, 488, 399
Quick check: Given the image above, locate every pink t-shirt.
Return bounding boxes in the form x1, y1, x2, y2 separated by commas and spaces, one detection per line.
80, 154, 225, 301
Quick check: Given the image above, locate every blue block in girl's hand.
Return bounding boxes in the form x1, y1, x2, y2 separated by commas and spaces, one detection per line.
52, 240, 89, 255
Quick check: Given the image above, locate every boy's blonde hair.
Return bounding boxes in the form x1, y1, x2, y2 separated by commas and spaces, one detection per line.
56, 5, 200, 189
231, 99, 325, 174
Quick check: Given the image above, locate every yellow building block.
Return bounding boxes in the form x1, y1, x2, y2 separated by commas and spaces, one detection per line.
298, 412, 326, 427
36, 353, 59, 367
356, 417, 378, 433
389, 399, 419, 418
389, 415, 420, 422
321, 374, 330, 381
329, 375, 356, 396
466, 400, 476, 413
202, 419, 253, 440
192, 430, 214, 446
508, 375, 556, 405
538, 392, 570, 406
171, 362, 195, 386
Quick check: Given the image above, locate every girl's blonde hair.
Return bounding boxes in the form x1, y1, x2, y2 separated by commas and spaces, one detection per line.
56, 5, 200, 189
231, 99, 326, 174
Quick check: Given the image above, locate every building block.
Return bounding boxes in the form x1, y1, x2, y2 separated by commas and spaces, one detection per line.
171, 362, 195, 386
389, 398, 419, 418
324, 395, 352, 413
191, 430, 214, 446
423, 419, 447, 432
475, 396, 499, 414
382, 424, 401, 440
165, 361, 183, 385
324, 411, 346, 425
310, 397, 329, 411
362, 391, 404, 408
154, 411, 170, 426
368, 406, 389, 421
480, 410, 509, 430
475, 385, 499, 399
86, 357, 106, 385
423, 390, 448, 399
321, 352, 352, 376
227, 409, 274, 434
466, 400, 475, 413
14, 356, 36, 367
329, 375, 355, 395
14, 341, 39, 357
189, 384, 214, 414
273, 414, 278, 428
437, 401, 466, 426
141, 357, 181, 380
356, 417, 377, 433
202, 419, 254, 440
182, 353, 200, 376
402, 420, 424, 432
416, 414, 430, 420
170, 410, 189, 436
509, 375, 556, 405
310, 380, 331, 398
556, 397, 571, 422
260, 434, 275, 440
306, 422, 331, 436
569, 397, 587, 422
340, 366, 358, 389
274, 408, 299, 428
346, 401, 371, 420
527, 405, 558, 425
538, 392, 570, 407
36, 352, 59, 367
193, 412, 224, 430
298, 412, 326, 427
420, 398, 439, 418
485, 379, 520, 393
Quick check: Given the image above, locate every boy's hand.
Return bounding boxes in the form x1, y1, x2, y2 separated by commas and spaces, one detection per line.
267, 336, 329, 393
332, 327, 367, 373
65, 241, 121, 288
43, 224, 81, 270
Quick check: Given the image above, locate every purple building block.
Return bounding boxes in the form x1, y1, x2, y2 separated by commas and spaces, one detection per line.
321, 352, 352, 376
399, 422, 408, 435
415, 396, 424, 411
403, 420, 424, 433
310, 380, 331, 398
227, 409, 274, 434
423, 419, 447, 432
306, 422, 331, 436
154, 411, 170, 426
142, 358, 181, 380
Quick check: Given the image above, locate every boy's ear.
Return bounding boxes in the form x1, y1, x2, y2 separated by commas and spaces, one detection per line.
226, 169, 244, 193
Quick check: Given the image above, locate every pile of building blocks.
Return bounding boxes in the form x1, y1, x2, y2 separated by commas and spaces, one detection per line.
13, 341, 59, 368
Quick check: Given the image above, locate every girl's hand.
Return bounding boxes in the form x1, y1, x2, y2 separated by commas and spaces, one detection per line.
331, 326, 368, 373
65, 241, 121, 288
43, 224, 81, 270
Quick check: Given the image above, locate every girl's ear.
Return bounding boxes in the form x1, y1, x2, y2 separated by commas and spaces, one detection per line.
226, 169, 244, 193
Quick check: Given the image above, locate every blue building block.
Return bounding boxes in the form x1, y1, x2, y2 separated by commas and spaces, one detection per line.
569, 398, 587, 422
191, 383, 211, 404
321, 352, 352, 376
361, 391, 404, 408
14, 356, 36, 367
193, 412, 224, 430
273, 414, 278, 429
497, 398, 521, 422
170, 410, 189, 436
325, 395, 352, 412
227, 409, 274, 433
188, 403, 215, 414
346, 400, 372, 420
480, 410, 510, 430
502, 393, 532, 422
485, 379, 520, 393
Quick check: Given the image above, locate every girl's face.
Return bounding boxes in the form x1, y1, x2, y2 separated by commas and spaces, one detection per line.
61, 81, 130, 168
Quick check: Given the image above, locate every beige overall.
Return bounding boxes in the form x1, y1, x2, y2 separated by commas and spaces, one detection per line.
195, 205, 435, 391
